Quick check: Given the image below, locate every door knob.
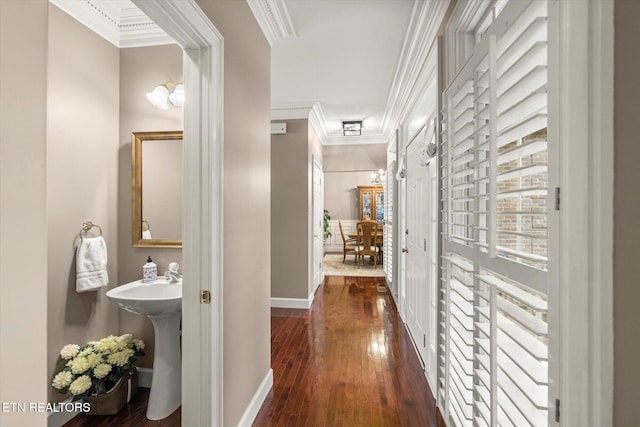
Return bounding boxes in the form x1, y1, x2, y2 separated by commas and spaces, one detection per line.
402, 247, 408, 253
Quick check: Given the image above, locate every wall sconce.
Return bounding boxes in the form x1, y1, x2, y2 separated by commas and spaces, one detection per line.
343, 120, 362, 136
146, 82, 184, 110
371, 169, 386, 185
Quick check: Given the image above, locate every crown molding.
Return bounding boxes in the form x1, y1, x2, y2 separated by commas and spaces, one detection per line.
271, 102, 315, 120
247, 0, 297, 46
49, 0, 176, 48
380, 0, 451, 137
308, 103, 329, 142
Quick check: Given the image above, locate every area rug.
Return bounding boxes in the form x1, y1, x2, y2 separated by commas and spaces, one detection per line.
323, 253, 385, 277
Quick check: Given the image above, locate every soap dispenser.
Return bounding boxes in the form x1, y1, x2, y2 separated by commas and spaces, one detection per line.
143, 256, 157, 283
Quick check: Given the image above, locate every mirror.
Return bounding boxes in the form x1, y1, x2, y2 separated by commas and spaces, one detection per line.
132, 131, 182, 248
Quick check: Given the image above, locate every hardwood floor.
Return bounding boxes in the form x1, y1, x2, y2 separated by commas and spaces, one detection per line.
62, 388, 180, 427
254, 276, 445, 426
63, 275, 443, 426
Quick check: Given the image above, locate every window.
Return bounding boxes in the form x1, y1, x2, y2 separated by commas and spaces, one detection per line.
384, 163, 394, 283
439, 1, 552, 425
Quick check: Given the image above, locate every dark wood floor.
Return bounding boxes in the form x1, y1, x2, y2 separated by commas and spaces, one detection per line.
63, 388, 180, 427
254, 276, 445, 426
63, 276, 443, 426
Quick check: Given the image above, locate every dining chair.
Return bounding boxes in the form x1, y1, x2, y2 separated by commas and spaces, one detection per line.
376, 223, 384, 265
356, 220, 378, 267
339, 221, 358, 264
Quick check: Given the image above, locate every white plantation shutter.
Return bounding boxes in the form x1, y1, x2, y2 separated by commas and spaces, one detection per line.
439, 1, 551, 426
384, 165, 394, 283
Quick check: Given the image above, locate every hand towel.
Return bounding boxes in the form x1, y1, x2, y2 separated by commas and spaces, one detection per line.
76, 236, 109, 293
142, 230, 152, 239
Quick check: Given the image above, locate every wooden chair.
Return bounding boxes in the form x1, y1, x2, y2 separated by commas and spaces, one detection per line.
339, 221, 358, 264
356, 220, 378, 267
376, 223, 384, 265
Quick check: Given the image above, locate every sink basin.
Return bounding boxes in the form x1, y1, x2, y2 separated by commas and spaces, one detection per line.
106, 278, 181, 316
107, 278, 182, 420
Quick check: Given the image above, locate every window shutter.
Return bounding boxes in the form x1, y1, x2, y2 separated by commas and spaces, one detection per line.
439, 1, 550, 426
384, 165, 394, 283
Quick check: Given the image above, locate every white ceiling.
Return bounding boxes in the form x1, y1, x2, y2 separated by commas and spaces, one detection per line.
49, 0, 175, 47
269, 0, 414, 145
50, 0, 446, 146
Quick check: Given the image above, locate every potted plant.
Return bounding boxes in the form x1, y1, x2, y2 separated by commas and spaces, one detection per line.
52, 334, 145, 415
323, 209, 332, 241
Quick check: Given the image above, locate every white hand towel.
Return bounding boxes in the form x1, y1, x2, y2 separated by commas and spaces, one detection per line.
142, 230, 152, 239
76, 236, 109, 292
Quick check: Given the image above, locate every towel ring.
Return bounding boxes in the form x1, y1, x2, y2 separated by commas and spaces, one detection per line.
80, 221, 103, 238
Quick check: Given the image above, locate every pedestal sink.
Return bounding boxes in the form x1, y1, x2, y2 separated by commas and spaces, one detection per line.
106, 278, 182, 420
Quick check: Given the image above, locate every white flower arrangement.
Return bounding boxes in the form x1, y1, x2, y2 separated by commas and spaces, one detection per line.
52, 334, 144, 401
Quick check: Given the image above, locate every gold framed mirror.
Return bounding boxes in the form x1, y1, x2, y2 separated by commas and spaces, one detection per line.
132, 131, 183, 248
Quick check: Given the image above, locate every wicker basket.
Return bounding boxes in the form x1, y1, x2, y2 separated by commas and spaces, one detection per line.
87, 369, 138, 415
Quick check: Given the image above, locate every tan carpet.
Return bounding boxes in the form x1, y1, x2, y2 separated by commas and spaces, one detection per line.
323, 253, 385, 277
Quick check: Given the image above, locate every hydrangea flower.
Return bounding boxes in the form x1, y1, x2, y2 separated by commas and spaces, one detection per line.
53, 335, 143, 398
52, 371, 73, 390
68, 375, 92, 395
79, 346, 98, 358
94, 336, 118, 353
67, 357, 91, 374
86, 353, 103, 368
107, 349, 135, 367
60, 344, 80, 360
93, 363, 112, 379
117, 334, 133, 350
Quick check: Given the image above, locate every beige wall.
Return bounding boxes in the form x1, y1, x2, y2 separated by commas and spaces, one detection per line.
323, 144, 387, 221
118, 44, 183, 368
0, 1, 49, 425
614, 0, 640, 424
46, 5, 121, 403
196, 1, 272, 425
324, 171, 376, 219
272, 119, 309, 299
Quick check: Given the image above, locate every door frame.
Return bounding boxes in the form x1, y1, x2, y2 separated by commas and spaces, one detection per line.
548, 0, 614, 424
312, 156, 323, 292
132, 1, 224, 425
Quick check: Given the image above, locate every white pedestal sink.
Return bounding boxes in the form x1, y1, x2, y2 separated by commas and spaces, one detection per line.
106, 278, 182, 420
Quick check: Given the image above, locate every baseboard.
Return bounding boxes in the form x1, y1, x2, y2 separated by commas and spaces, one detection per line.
236, 368, 273, 427
137, 367, 153, 388
271, 296, 312, 309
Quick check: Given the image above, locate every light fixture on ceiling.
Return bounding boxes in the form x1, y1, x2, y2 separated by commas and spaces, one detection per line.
146, 82, 184, 110
371, 169, 386, 185
342, 120, 362, 136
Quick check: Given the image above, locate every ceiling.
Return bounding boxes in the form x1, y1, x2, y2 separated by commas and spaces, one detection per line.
49, 0, 447, 146
266, 0, 414, 145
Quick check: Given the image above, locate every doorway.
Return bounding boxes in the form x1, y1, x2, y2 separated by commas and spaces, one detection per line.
133, 1, 224, 425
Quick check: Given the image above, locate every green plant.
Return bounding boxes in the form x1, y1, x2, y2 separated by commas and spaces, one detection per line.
323, 209, 332, 239
52, 334, 145, 400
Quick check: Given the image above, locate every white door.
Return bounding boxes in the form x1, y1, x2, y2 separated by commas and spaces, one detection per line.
404, 129, 438, 390
312, 157, 323, 291
398, 154, 407, 321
